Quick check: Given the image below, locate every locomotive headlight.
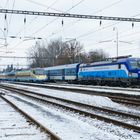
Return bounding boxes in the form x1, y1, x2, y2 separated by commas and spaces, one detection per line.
128, 72, 132, 77
129, 72, 138, 77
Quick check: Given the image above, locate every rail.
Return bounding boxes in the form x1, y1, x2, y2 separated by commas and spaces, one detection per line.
0, 84, 140, 133
0, 93, 61, 140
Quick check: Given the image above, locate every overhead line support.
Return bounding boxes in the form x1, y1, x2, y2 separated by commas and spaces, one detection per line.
0, 9, 140, 22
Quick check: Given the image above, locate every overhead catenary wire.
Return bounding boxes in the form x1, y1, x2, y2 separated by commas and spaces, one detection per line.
0, 0, 139, 59
45, 1, 140, 48
8, 0, 15, 25
5, 0, 59, 52
15, 0, 59, 37
1, 0, 122, 43
30, 0, 86, 36
83, 17, 140, 48
25, 0, 63, 12
75, 11, 140, 41
6, 0, 86, 52
46, 0, 124, 39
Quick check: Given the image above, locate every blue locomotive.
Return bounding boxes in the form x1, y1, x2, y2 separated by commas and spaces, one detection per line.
78, 56, 140, 86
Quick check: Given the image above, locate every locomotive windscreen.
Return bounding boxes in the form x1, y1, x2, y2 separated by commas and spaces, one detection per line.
129, 59, 140, 69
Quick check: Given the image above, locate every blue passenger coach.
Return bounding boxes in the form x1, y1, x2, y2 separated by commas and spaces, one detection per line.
78, 57, 140, 85
44, 63, 80, 82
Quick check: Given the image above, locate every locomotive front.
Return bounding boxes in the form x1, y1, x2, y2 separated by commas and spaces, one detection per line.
127, 58, 140, 80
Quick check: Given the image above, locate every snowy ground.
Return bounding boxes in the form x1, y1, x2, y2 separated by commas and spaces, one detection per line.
46, 84, 140, 96
11, 82, 140, 96
0, 96, 50, 140
1, 83, 140, 140
2, 92, 140, 140
2, 83, 140, 115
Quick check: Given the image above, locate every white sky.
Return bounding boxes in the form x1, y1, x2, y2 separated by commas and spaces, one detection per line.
0, 0, 140, 69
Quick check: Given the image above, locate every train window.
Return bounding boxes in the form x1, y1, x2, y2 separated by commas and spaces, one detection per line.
137, 61, 140, 67
118, 64, 121, 69
129, 60, 140, 69
32, 70, 35, 74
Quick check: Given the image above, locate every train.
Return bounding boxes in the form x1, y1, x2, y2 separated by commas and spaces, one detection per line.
0, 68, 47, 82
0, 56, 140, 86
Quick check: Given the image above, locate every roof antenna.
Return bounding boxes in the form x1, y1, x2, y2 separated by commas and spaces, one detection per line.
132, 22, 134, 28
62, 19, 64, 27
24, 15, 26, 38
100, 20, 102, 26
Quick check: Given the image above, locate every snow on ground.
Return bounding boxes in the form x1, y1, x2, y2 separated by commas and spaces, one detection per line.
0, 96, 50, 140
2, 83, 140, 114
11, 82, 140, 96
1, 83, 125, 108
16, 82, 140, 96
2, 92, 140, 140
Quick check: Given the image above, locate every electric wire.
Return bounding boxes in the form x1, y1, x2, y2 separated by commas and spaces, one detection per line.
5, 0, 59, 52
45, 0, 124, 39
84, 18, 140, 48
15, 0, 59, 37
8, 0, 86, 52
1, 0, 140, 59
8, 0, 15, 25
76, 12, 140, 41
30, 0, 86, 36
25, 0, 62, 12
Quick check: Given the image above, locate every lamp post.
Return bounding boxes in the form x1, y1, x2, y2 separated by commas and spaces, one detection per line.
99, 29, 132, 58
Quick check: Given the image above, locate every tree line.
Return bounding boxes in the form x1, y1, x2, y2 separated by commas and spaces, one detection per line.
28, 39, 109, 68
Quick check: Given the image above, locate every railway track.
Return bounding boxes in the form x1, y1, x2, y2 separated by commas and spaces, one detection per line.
9, 82, 140, 106
50, 83, 140, 93
1, 84, 140, 133
12, 81, 140, 94
0, 92, 61, 140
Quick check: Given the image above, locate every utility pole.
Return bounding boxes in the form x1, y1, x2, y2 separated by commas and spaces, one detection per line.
113, 27, 119, 57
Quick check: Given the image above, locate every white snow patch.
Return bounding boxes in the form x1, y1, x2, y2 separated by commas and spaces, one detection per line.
3, 93, 140, 140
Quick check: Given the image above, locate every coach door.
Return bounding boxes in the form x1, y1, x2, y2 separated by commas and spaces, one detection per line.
62, 69, 65, 81
48, 70, 50, 80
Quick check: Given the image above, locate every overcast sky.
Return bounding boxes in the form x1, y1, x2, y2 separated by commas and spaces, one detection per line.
0, 0, 140, 69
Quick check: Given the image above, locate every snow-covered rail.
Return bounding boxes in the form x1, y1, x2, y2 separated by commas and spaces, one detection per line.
0, 93, 61, 140
1, 84, 140, 133
12, 82, 140, 95
49, 83, 140, 92
9, 82, 140, 106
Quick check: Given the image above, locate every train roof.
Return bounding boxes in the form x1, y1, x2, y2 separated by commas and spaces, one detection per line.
80, 57, 140, 67
44, 63, 80, 70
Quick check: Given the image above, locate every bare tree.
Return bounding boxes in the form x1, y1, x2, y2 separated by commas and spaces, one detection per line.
64, 40, 84, 63
28, 39, 84, 68
88, 49, 109, 62
28, 41, 49, 68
